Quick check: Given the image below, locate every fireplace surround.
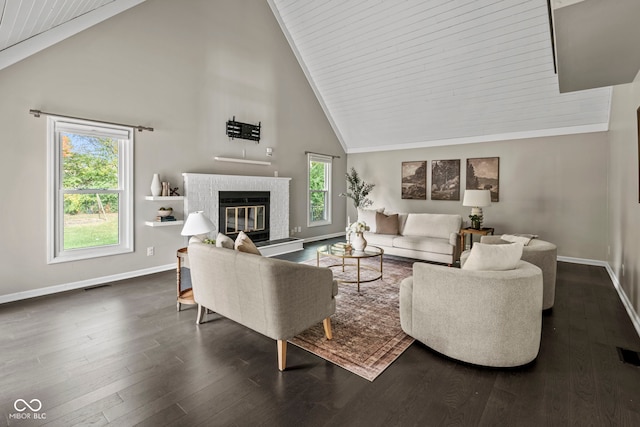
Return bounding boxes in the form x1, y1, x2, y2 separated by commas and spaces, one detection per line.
218, 191, 270, 242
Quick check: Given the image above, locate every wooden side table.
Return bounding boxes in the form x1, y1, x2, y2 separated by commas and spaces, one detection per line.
177, 247, 196, 311
460, 227, 495, 250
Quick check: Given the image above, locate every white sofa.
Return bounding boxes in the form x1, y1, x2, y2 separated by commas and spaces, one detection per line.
359, 209, 462, 265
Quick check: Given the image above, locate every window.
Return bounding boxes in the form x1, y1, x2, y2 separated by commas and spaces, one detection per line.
47, 117, 133, 263
307, 153, 332, 226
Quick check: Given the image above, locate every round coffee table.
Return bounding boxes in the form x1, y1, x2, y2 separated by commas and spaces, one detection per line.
317, 244, 384, 292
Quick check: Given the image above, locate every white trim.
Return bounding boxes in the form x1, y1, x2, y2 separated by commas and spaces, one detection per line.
303, 231, 346, 243
0, 264, 174, 305
213, 156, 272, 166
604, 264, 640, 339
47, 116, 134, 263
557, 256, 640, 338
347, 124, 609, 154
307, 153, 333, 228
0, 0, 146, 71
556, 255, 609, 266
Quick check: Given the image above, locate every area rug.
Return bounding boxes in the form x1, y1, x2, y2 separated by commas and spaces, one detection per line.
290, 255, 415, 381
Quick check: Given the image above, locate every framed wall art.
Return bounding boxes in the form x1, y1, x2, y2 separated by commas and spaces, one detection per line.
466, 157, 499, 202
402, 161, 427, 200
431, 159, 460, 201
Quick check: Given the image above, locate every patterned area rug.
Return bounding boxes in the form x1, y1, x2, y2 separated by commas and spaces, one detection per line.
290, 255, 415, 381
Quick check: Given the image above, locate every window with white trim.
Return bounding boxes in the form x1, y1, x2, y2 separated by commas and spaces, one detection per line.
307, 153, 332, 226
47, 117, 133, 263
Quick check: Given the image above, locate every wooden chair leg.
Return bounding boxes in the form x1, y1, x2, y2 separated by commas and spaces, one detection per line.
277, 340, 287, 371
323, 317, 333, 340
196, 304, 206, 325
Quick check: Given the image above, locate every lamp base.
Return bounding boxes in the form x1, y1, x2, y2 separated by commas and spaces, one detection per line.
469, 207, 484, 229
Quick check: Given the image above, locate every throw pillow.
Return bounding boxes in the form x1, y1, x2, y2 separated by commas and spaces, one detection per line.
375, 212, 399, 235
501, 234, 534, 246
216, 233, 235, 249
462, 242, 523, 271
357, 207, 384, 233
234, 231, 262, 256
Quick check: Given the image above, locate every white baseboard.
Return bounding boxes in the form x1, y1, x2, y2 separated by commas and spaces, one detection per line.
0, 264, 175, 305
557, 255, 609, 266
558, 255, 640, 339
303, 231, 346, 243
604, 264, 640, 339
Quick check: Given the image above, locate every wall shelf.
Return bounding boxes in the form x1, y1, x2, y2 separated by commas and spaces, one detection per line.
145, 196, 184, 201
214, 156, 272, 166
145, 220, 184, 227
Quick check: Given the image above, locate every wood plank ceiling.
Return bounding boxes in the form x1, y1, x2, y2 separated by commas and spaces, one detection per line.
269, 0, 612, 153
0, 0, 114, 51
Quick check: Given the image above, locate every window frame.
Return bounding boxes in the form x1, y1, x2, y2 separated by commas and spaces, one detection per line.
307, 153, 332, 227
47, 116, 134, 264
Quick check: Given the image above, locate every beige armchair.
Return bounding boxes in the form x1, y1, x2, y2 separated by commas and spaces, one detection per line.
400, 261, 543, 367
480, 236, 557, 309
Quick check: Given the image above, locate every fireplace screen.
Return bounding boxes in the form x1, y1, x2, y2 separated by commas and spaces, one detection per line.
225, 206, 266, 235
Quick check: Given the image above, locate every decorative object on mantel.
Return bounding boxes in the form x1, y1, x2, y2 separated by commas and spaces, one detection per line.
150, 173, 162, 196
169, 187, 180, 196
226, 116, 261, 142
463, 189, 491, 229
339, 167, 375, 208
161, 182, 170, 196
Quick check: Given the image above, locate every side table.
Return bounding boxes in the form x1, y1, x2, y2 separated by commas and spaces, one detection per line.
460, 227, 495, 251
177, 247, 196, 311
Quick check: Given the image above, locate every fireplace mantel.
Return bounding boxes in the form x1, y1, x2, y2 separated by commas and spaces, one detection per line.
182, 173, 291, 241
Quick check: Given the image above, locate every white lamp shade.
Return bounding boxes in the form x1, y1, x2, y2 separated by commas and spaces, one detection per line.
463, 190, 491, 207
181, 211, 215, 236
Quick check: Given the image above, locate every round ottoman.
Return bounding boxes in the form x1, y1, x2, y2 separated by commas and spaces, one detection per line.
473, 236, 556, 309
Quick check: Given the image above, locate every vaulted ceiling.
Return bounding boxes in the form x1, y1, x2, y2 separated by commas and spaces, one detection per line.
0, 1, 621, 153
268, 0, 612, 153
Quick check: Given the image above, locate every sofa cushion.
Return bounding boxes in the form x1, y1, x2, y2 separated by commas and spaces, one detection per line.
235, 231, 262, 256
375, 212, 399, 235
393, 235, 454, 255
402, 213, 461, 239
363, 232, 397, 247
462, 242, 523, 271
216, 233, 235, 249
357, 207, 384, 233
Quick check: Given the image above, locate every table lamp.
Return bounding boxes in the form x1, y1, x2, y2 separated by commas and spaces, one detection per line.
181, 211, 216, 243
462, 190, 491, 229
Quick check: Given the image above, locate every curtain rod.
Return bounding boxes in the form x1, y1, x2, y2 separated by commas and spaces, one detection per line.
29, 109, 154, 132
305, 150, 341, 159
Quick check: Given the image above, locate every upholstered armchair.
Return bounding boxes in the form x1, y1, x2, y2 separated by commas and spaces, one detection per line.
399, 261, 543, 367
479, 236, 557, 309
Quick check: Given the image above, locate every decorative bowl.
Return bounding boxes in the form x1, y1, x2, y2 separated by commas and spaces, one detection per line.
157, 208, 173, 217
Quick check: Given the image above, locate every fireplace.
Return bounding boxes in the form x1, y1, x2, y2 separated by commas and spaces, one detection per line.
218, 191, 270, 242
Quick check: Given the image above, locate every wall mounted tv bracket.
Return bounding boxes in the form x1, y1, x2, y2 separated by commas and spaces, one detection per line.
226, 116, 261, 142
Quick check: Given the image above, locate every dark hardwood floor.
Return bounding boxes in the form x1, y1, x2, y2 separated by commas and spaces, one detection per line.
2, 238, 640, 426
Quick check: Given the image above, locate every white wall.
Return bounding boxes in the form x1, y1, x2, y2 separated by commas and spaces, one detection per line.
0, 0, 346, 299
608, 74, 640, 316
348, 132, 609, 260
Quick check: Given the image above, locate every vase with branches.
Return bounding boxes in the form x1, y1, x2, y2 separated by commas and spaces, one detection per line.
339, 167, 375, 209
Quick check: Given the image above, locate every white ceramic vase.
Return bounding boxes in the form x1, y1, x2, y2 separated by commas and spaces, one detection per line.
150, 174, 162, 196
352, 232, 367, 251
